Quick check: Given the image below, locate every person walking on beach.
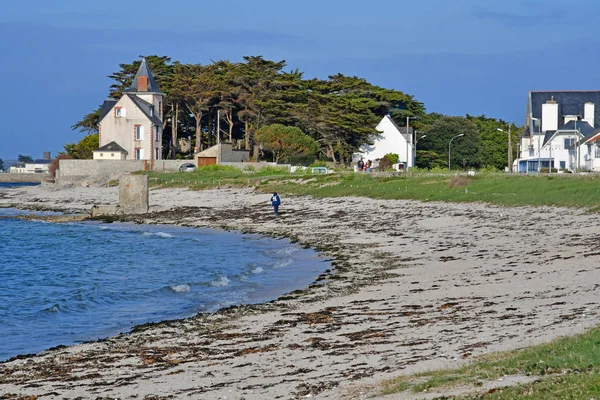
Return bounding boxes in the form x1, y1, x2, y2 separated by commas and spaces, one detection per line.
270, 192, 281, 216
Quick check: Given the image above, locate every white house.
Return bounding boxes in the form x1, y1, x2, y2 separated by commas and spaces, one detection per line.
9, 158, 52, 174
355, 115, 414, 169
92, 141, 128, 160
517, 91, 600, 172
96, 58, 164, 161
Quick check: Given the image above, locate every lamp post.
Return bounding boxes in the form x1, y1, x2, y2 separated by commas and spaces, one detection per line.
405, 116, 417, 173
448, 133, 464, 171
414, 132, 426, 168
497, 126, 512, 172
531, 117, 541, 173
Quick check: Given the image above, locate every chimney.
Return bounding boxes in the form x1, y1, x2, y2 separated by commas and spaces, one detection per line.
584, 102, 595, 127
43, 152, 51, 160
137, 76, 149, 92
541, 96, 558, 133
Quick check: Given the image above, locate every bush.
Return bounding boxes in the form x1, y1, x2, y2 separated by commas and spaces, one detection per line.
383, 153, 399, 164
308, 161, 327, 168
48, 154, 74, 180
197, 165, 238, 173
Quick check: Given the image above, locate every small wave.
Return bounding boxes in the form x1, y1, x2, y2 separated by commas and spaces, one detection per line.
42, 304, 61, 313
251, 267, 264, 274
272, 259, 294, 269
211, 276, 230, 287
169, 284, 191, 293
143, 232, 174, 238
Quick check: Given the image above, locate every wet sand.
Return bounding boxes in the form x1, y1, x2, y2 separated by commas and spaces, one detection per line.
1, 185, 599, 399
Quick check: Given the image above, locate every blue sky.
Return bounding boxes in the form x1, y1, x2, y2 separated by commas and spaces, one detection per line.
1, 0, 599, 160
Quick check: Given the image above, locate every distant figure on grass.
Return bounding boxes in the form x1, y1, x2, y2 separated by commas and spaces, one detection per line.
270, 192, 281, 216
357, 157, 365, 172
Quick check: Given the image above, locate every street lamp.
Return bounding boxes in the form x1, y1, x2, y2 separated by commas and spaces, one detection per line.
414, 132, 426, 168
497, 126, 512, 172
531, 117, 541, 173
448, 133, 464, 171
405, 116, 417, 173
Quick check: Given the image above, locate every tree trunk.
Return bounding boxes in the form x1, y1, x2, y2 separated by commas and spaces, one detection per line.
244, 120, 250, 151
172, 103, 179, 159
207, 109, 213, 147
227, 106, 234, 141
195, 111, 203, 153
327, 142, 337, 163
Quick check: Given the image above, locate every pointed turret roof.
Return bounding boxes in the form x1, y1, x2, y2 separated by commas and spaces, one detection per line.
126, 58, 161, 93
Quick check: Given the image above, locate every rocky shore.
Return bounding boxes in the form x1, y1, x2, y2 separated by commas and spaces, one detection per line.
1, 185, 599, 399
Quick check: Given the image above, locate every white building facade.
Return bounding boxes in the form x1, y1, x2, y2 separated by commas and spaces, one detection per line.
517, 91, 600, 172
355, 115, 414, 169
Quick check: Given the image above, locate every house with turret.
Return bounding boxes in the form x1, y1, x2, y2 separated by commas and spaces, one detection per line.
95, 59, 164, 161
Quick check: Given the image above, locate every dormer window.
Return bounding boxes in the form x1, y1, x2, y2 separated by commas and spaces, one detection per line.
115, 107, 126, 117
149, 107, 154, 117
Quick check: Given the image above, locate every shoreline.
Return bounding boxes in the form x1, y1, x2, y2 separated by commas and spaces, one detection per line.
1, 185, 600, 399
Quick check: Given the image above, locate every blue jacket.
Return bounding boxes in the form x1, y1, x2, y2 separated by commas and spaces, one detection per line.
271, 194, 281, 206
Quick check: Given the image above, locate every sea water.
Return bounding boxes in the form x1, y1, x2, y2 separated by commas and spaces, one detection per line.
0, 203, 329, 361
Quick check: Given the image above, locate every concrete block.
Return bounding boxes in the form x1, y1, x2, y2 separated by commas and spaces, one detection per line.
119, 174, 149, 214
90, 205, 121, 217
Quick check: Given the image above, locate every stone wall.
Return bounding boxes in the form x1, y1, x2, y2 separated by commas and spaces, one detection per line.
0, 173, 48, 183
57, 160, 193, 184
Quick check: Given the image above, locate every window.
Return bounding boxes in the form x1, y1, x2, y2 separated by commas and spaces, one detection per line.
111, 153, 114, 157
528, 145, 534, 157
155, 148, 160, 159
99, 153, 103, 157
560, 161, 566, 169
135, 125, 144, 140
155, 127, 160, 142
149, 107, 154, 117
115, 107, 126, 117
564, 138, 575, 149
135, 148, 144, 160
595, 145, 600, 159
159, 101, 162, 116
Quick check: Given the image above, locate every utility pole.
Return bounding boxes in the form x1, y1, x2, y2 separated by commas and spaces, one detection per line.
508, 125, 512, 172
405, 116, 416, 175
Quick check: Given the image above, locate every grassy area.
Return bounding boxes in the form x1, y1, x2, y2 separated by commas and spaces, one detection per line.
381, 327, 600, 399
146, 167, 600, 211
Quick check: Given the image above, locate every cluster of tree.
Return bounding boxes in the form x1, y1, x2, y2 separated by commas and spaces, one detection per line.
0, 158, 4, 171
413, 114, 521, 170
69, 55, 522, 169
72, 55, 425, 163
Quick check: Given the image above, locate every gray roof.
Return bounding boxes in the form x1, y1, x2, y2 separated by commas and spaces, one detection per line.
32, 159, 52, 164
520, 127, 530, 138
125, 58, 161, 93
582, 128, 600, 143
386, 115, 413, 140
126, 94, 163, 127
95, 141, 128, 153
529, 91, 600, 129
99, 100, 118, 123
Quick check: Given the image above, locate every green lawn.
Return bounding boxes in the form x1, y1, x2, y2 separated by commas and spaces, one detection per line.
381, 327, 600, 399
146, 168, 600, 211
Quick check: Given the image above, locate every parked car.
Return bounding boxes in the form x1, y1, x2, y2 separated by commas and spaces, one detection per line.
179, 163, 196, 172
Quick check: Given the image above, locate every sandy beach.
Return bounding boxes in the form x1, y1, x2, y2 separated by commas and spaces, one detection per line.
1, 184, 599, 399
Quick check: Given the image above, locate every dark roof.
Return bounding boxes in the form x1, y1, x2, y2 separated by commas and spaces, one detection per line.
32, 159, 52, 164
583, 128, 600, 143
125, 58, 161, 93
99, 100, 118, 123
520, 127, 530, 138
386, 116, 413, 140
530, 91, 600, 129
542, 130, 556, 146
95, 141, 128, 153
561, 120, 595, 135
126, 94, 163, 127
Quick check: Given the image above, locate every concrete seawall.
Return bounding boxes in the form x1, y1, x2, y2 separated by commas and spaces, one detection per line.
0, 173, 48, 183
